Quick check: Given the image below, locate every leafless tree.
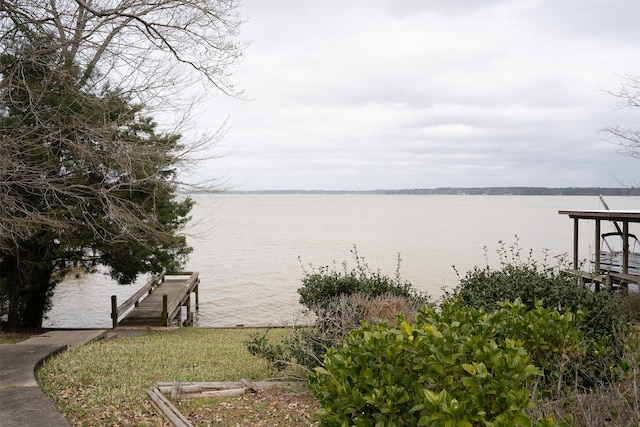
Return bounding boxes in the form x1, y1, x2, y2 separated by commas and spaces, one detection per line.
1, 0, 243, 97
603, 74, 640, 160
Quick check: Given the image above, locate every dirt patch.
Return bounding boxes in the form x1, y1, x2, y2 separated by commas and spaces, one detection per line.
174, 386, 320, 427
0, 329, 49, 343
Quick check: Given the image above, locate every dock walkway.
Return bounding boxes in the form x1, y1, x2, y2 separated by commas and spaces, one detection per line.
112, 272, 200, 327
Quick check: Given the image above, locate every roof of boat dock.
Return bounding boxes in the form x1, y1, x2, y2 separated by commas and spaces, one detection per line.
558, 210, 640, 222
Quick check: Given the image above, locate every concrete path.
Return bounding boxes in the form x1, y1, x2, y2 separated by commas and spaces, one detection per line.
0, 330, 107, 426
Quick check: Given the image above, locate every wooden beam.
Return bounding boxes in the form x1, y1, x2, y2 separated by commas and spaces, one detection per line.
623, 221, 629, 274
111, 295, 118, 328
558, 210, 640, 222
195, 282, 199, 310
147, 386, 193, 427
162, 294, 168, 326
573, 217, 579, 270
595, 219, 600, 274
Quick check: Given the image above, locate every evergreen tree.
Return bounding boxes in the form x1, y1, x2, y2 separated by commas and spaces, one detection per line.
0, 34, 192, 329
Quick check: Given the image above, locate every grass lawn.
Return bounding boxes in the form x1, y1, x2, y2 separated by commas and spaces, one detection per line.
36, 328, 306, 426
30, 322, 640, 426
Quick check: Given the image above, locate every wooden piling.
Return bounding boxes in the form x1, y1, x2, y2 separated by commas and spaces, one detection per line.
162, 294, 168, 326
111, 295, 118, 329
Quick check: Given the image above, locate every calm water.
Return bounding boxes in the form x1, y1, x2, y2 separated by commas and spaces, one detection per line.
44, 195, 640, 328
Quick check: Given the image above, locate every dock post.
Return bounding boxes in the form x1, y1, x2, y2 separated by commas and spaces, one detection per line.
623, 221, 629, 274
594, 219, 601, 274
572, 218, 579, 270
195, 282, 199, 311
162, 294, 168, 326
184, 293, 191, 326
111, 295, 118, 328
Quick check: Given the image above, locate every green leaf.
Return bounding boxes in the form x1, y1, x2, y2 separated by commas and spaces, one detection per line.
400, 320, 413, 336
424, 389, 440, 405
315, 367, 330, 375
461, 377, 476, 387
432, 363, 445, 376
513, 413, 532, 427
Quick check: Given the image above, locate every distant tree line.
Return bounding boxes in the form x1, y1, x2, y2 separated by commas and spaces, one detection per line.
228, 187, 640, 196
383, 187, 640, 196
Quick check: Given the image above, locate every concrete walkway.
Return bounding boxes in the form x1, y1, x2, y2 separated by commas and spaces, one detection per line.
0, 330, 107, 426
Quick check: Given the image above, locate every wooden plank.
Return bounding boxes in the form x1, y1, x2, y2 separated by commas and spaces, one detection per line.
155, 381, 307, 394
118, 273, 166, 314
558, 210, 640, 222
111, 273, 165, 326
608, 272, 640, 285
118, 272, 199, 327
147, 386, 193, 427
560, 269, 606, 284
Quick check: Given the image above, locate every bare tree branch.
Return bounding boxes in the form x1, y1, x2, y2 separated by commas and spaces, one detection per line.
602, 74, 640, 162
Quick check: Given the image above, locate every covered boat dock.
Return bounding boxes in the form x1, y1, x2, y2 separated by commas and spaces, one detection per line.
558, 209, 640, 290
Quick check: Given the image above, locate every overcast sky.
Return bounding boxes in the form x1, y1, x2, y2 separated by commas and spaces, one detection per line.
193, 0, 639, 191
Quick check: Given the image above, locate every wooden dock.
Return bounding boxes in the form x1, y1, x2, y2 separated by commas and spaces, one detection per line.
558, 209, 640, 291
111, 272, 200, 328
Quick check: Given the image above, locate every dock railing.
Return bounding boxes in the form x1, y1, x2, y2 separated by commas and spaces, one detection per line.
161, 272, 200, 327
111, 271, 200, 328
111, 272, 166, 328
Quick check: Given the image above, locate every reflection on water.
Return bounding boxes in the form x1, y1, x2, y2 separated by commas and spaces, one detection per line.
44, 268, 149, 328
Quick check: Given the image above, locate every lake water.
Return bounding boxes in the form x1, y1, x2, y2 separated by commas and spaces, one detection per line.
43, 194, 640, 328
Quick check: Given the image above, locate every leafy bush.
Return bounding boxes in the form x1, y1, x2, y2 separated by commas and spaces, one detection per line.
530, 324, 640, 426
245, 292, 425, 372
246, 248, 429, 371
298, 246, 428, 311
310, 299, 568, 426
618, 292, 640, 323
449, 240, 628, 389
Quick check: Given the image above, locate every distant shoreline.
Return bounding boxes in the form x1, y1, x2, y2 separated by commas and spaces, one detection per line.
220, 187, 640, 196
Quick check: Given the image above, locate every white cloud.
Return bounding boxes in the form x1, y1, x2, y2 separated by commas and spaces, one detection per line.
193, 0, 640, 190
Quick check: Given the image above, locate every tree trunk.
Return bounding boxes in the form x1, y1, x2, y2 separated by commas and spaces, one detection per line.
21, 267, 55, 329
2, 256, 21, 332
1, 249, 55, 331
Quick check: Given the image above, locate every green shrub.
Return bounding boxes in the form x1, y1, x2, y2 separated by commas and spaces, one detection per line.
246, 292, 425, 372
618, 292, 640, 323
529, 325, 640, 425
449, 241, 628, 389
616, 325, 640, 422
298, 246, 428, 311
244, 329, 291, 371
247, 248, 429, 371
310, 298, 570, 426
